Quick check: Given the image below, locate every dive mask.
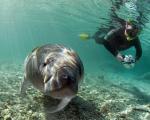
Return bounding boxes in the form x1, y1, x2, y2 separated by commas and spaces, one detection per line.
125, 22, 141, 41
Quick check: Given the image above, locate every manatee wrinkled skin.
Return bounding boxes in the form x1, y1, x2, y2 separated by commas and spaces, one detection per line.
20, 44, 84, 113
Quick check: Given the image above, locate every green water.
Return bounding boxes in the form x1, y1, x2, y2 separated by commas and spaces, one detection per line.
0, 0, 150, 75
0, 0, 150, 120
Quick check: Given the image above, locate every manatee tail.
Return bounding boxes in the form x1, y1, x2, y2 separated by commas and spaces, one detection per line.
46, 97, 72, 113
79, 33, 91, 41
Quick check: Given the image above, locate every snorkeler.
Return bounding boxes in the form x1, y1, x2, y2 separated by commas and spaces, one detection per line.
79, 20, 142, 69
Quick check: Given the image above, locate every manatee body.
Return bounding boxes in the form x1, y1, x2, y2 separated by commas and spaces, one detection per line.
20, 44, 84, 113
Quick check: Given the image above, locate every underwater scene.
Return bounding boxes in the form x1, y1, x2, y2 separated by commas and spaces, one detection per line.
0, 0, 150, 120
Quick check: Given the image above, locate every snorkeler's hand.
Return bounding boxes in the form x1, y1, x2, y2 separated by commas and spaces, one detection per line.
122, 55, 135, 69
116, 53, 124, 62
122, 55, 135, 64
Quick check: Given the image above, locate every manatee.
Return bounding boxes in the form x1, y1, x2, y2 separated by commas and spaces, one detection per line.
20, 44, 84, 113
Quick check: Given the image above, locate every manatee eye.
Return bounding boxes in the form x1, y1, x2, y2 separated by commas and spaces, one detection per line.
62, 74, 68, 79
43, 63, 47, 67
62, 74, 75, 83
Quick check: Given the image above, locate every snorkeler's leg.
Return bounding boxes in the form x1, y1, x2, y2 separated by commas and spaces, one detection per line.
92, 30, 105, 44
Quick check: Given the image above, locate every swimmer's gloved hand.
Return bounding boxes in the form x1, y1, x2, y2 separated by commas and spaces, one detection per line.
122, 55, 135, 69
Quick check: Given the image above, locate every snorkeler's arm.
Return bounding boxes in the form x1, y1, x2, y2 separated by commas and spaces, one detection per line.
93, 28, 119, 44
104, 28, 126, 62
134, 38, 142, 61
103, 29, 122, 59
103, 41, 119, 57
103, 41, 125, 62
95, 28, 124, 61
104, 29, 118, 40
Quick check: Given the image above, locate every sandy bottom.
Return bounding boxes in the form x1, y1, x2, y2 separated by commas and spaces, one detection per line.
0, 63, 150, 120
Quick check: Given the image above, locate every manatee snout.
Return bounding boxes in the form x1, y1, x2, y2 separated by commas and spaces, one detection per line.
44, 65, 79, 99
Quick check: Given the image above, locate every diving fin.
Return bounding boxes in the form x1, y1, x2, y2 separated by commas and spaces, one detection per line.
79, 33, 90, 40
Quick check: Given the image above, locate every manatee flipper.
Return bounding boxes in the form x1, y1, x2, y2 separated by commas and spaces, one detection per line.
20, 76, 31, 95
47, 97, 72, 113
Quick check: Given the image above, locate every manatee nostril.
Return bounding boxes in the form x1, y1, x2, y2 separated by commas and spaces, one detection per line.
52, 80, 62, 90
61, 74, 68, 79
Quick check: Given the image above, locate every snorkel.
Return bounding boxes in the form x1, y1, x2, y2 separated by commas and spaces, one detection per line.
125, 30, 135, 41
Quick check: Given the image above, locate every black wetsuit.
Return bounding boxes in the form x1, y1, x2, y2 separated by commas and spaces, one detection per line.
94, 27, 142, 61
